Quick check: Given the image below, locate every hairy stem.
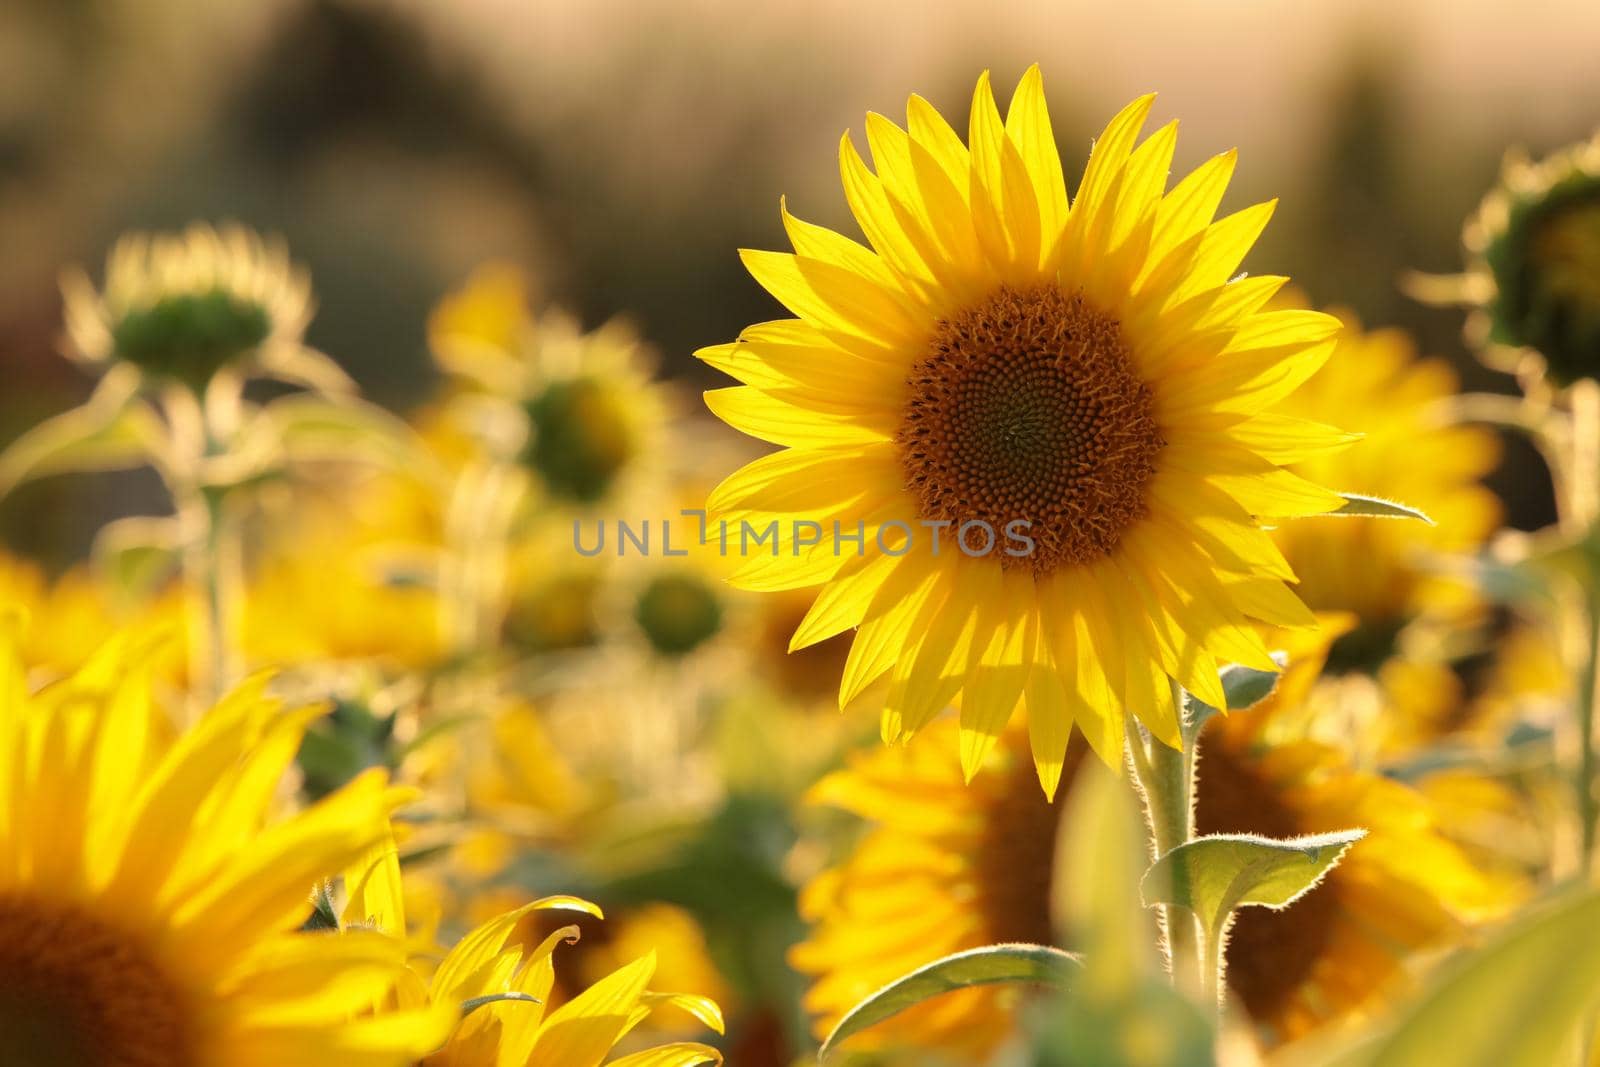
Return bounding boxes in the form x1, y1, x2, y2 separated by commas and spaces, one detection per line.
1128, 693, 1205, 1001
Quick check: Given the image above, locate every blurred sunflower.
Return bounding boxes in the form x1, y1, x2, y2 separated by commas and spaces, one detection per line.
429, 262, 668, 507
60, 222, 347, 396
700, 65, 1349, 793
0, 631, 451, 1065
242, 478, 445, 671
792, 632, 1507, 1056
342, 834, 726, 1066
1267, 311, 1501, 672
1449, 130, 1600, 384
0, 550, 182, 681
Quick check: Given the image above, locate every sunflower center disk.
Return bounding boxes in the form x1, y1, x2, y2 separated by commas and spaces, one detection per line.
898, 285, 1164, 575
0, 895, 196, 1067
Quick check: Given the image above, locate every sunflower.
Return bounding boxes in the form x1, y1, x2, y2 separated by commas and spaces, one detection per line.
241, 476, 445, 671
342, 834, 726, 1066
0, 630, 452, 1066
429, 262, 668, 508
1447, 130, 1600, 384
1266, 311, 1501, 671
0, 550, 184, 682
60, 223, 347, 396
699, 66, 1349, 792
792, 635, 1506, 1057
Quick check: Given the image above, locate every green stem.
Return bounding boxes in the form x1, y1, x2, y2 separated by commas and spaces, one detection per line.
1566, 380, 1600, 876
1578, 595, 1600, 874
1128, 694, 1204, 1000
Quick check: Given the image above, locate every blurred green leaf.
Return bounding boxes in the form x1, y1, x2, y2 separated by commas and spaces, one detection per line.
1052, 757, 1158, 998
1142, 831, 1365, 948
1293, 888, 1600, 1067
819, 944, 1082, 1061
0, 394, 162, 497
264, 393, 434, 473
1022, 977, 1216, 1067
91, 515, 182, 599
1330, 493, 1434, 523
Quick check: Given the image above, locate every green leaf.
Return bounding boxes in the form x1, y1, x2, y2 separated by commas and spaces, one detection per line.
1052, 757, 1158, 999
459, 992, 541, 1019
0, 393, 161, 497
1300, 888, 1600, 1067
1183, 658, 1284, 738
1024, 978, 1217, 1067
1329, 493, 1434, 524
92, 516, 182, 598
819, 944, 1082, 1060
264, 394, 435, 473
1141, 830, 1365, 946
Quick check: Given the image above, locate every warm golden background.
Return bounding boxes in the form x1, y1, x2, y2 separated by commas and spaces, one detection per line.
4, 0, 1597, 561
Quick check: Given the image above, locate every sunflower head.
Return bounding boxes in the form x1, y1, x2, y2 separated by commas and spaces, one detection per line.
428, 265, 666, 505
1267, 309, 1500, 670
795, 658, 1508, 1057
702, 66, 1346, 791
62, 224, 318, 393
418, 900, 726, 1067
504, 569, 605, 655
523, 375, 641, 504
0, 631, 450, 1066
1464, 132, 1600, 384
634, 570, 726, 658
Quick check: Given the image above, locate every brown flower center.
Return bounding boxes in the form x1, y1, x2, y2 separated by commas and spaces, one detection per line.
973, 736, 1090, 945
0, 895, 196, 1067
898, 285, 1164, 575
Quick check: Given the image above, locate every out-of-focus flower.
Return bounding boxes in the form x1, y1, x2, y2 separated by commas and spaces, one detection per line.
429, 262, 668, 508
0, 550, 183, 681
700, 66, 1349, 794
61, 223, 347, 396
791, 635, 1509, 1056
0, 630, 450, 1065
1451, 132, 1600, 384
342, 835, 726, 1066
242, 478, 445, 672
1269, 311, 1501, 671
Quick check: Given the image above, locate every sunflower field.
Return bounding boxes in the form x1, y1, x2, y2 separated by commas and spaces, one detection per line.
4, 3, 1600, 1065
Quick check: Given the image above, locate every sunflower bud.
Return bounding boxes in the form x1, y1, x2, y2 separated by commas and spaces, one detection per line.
111, 288, 272, 389
522, 377, 638, 503
1466, 133, 1600, 385
62, 224, 317, 394
633, 572, 723, 658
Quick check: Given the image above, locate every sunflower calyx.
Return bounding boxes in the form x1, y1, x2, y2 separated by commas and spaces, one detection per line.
1473, 137, 1600, 386
111, 288, 272, 391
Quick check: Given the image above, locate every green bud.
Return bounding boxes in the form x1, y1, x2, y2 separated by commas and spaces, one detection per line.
1471, 136, 1600, 385
634, 572, 723, 658
523, 377, 637, 503
111, 288, 272, 390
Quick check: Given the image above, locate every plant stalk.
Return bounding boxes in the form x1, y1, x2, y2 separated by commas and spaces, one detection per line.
1567, 380, 1600, 875
1128, 694, 1205, 1002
